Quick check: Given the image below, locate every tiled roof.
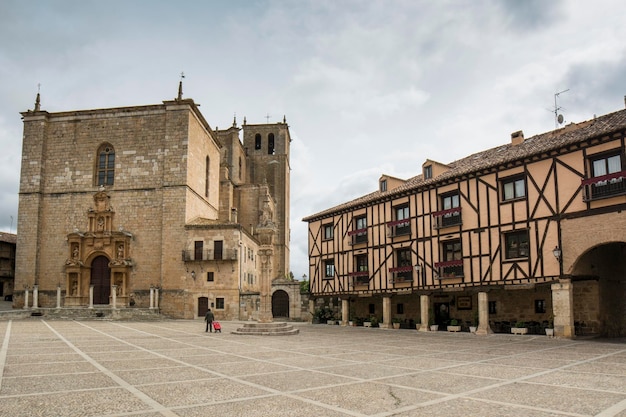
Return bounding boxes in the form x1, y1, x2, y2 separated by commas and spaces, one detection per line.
303, 107, 626, 221
0, 232, 17, 244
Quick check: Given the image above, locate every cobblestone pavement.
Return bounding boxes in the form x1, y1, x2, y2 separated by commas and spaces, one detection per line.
0, 318, 625, 417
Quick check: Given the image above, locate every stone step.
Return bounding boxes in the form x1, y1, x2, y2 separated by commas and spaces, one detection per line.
232, 322, 299, 336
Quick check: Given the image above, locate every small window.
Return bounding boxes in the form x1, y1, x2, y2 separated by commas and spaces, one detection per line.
205, 156, 210, 197
489, 301, 497, 314
355, 254, 368, 272
207, 272, 214, 282
254, 134, 262, 150
352, 216, 367, 244
215, 297, 225, 309
214, 240, 223, 260
502, 175, 526, 201
96, 144, 115, 186
535, 299, 546, 314
424, 165, 432, 179
380, 179, 387, 192
591, 152, 622, 177
504, 230, 529, 259
369, 303, 375, 315
324, 260, 335, 278
392, 205, 410, 235
323, 224, 333, 240
396, 303, 404, 314
194, 241, 203, 261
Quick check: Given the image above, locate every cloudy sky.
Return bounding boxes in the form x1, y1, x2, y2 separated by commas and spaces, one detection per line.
1, 0, 625, 279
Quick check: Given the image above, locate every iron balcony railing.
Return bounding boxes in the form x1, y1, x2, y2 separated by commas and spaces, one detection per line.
581, 170, 626, 201
182, 248, 238, 262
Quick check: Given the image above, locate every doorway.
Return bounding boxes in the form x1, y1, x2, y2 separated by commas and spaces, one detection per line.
272, 290, 289, 318
91, 256, 111, 305
198, 297, 209, 318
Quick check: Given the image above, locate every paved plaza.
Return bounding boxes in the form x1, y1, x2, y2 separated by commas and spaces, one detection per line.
0, 314, 625, 417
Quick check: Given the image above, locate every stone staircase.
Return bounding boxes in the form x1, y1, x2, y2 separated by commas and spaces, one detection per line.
0, 307, 163, 321
231, 322, 299, 336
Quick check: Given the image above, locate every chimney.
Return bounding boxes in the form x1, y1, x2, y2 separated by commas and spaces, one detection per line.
511, 130, 524, 146
231, 208, 238, 223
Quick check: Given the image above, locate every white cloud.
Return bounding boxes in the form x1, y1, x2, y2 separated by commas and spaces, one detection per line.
2, 0, 626, 278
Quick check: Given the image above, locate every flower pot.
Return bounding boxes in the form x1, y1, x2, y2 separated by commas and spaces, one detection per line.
327, 320, 336, 325
545, 328, 554, 337
363, 321, 372, 328
430, 324, 439, 331
469, 326, 477, 333
392, 322, 400, 329
447, 325, 461, 332
511, 327, 528, 335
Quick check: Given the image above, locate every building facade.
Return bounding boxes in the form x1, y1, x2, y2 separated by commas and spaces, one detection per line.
14, 86, 293, 320
0, 232, 16, 300
304, 100, 626, 338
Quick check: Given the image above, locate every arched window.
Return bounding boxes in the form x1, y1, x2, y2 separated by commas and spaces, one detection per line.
268, 133, 275, 155
96, 144, 115, 186
205, 156, 210, 197
254, 134, 262, 150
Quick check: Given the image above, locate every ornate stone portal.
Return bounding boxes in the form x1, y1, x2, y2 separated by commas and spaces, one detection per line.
64, 189, 133, 307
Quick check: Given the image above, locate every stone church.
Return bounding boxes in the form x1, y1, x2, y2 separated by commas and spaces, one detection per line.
14, 84, 299, 320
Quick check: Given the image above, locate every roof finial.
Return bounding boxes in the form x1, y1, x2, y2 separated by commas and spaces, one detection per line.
34, 83, 41, 111
177, 72, 185, 101
283, 115, 286, 124
233, 112, 237, 127
243, 116, 247, 126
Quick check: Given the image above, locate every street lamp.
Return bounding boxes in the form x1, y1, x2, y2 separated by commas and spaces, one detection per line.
552, 246, 562, 261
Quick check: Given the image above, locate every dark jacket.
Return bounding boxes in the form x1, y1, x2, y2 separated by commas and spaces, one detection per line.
204, 310, 215, 322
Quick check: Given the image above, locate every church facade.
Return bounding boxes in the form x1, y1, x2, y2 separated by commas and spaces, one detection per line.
14, 86, 292, 320
304, 99, 626, 338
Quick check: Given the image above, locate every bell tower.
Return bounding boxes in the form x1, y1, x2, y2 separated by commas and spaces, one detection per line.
242, 116, 291, 280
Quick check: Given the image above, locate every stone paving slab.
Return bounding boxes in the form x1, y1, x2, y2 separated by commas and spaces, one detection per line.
0, 319, 625, 417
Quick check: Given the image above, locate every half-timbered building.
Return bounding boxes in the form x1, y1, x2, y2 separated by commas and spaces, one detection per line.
304, 99, 626, 338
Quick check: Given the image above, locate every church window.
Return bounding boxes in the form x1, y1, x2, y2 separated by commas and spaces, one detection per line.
268, 133, 275, 154
255, 134, 262, 150
205, 156, 210, 197
96, 144, 115, 186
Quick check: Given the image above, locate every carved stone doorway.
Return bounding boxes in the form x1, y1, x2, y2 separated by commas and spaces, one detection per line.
91, 256, 111, 305
272, 290, 289, 318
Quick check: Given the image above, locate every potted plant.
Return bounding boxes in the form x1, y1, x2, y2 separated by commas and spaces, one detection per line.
369, 316, 380, 328
392, 317, 401, 329
469, 310, 478, 333
415, 318, 422, 330
447, 319, 461, 332
545, 315, 554, 337
428, 309, 438, 331
511, 321, 528, 335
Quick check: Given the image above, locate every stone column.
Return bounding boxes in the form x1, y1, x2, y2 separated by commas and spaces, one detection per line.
88, 285, 94, 309
23, 288, 29, 309
309, 299, 315, 323
419, 294, 430, 331
33, 284, 39, 309
381, 296, 392, 329
475, 291, 493, 335
154, 287, 159, 309
56, 285, 61, 309
149, 286, 154, 309
341, 298, 349, 326
552, 279, 574, 338
111, 285, 117, 309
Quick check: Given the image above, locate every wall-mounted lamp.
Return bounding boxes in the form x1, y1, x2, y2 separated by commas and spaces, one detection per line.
552, 246, 562, 261
191, 270, 196, 280
414, 264, 422, 273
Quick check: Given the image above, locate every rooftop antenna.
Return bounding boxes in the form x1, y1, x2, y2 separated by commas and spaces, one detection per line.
553, 88, 569, 128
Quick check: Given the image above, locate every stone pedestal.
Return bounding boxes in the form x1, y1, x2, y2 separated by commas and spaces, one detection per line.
419, 294, 430, 331
475, 291, 493, 335
552, 279, 575, 338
